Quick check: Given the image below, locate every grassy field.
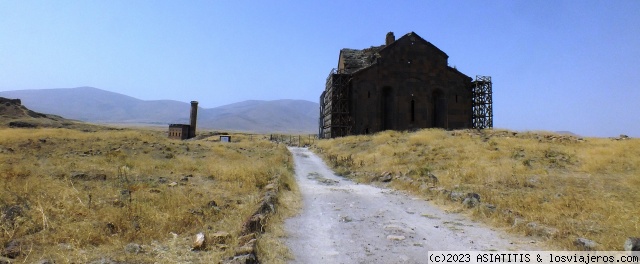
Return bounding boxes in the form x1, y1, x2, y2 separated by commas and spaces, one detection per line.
313, 129, 639, 250
0, 127, 295, 263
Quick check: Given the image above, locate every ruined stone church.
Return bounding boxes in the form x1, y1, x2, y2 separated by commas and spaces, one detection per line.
319, 31, 492, 138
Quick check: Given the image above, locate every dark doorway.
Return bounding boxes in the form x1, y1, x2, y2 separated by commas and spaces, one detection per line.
432, 90, 447, 128
382, 87, 393, 130
410, 99, 415, 123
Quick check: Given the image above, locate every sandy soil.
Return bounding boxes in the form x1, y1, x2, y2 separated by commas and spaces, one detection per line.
284, 147, 543, 264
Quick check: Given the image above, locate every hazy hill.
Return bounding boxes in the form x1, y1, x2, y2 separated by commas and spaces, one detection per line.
0, 87, 189, 124
0, 87, 319, 134
200, 100, 318, 133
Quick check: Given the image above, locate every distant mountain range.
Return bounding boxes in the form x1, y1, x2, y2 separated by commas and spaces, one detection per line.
0, 87, 319, 134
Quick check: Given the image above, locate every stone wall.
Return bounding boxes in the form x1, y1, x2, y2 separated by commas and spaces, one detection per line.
168, 124, 190, 140
0, 97, 22, 106
345, 32, 473, 135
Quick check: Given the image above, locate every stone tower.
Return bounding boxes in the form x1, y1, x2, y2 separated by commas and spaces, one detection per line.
189, 101, 198, 138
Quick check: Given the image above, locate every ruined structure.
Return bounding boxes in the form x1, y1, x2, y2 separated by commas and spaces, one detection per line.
168, 101, 198, 140
319, 32, 492, 138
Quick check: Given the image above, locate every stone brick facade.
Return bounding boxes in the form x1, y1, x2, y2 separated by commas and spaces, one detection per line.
320, 32, 475, 138
168, 124, 190, 140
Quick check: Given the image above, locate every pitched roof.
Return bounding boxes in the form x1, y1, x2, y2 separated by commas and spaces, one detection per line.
384, 32, 448, 57
337, 32, 449, 74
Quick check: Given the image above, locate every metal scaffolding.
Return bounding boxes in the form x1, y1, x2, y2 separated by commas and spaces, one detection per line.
318, 91, 326, 138
320, 69, 352, 138
471, 75, 493, 129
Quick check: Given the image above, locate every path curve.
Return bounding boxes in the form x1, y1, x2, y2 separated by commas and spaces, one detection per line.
284, 147, 542, 264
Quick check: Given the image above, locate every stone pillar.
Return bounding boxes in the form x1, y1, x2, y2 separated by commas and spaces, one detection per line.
189, 101, 198, 139
386, 32, 395, 46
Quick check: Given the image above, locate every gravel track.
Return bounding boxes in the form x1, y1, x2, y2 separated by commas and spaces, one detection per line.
284, 147, 542, 264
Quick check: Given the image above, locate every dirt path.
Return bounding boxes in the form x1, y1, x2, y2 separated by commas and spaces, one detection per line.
284, 147, 543, 264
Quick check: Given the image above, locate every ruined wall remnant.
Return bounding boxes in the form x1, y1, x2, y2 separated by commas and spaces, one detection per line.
0, 97, 22, 106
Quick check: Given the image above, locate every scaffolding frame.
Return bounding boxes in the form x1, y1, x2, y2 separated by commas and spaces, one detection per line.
320, 69, 352, 138
318, 91, 326, 138
471, 75, 493, 129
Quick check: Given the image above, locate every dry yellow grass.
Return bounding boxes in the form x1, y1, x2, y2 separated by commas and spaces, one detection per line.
255, 164, 301, 264
313, 129, 640, 250
0, 127, 295, 263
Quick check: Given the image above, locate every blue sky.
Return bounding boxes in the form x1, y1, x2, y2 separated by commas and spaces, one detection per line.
1, 1, 639, 137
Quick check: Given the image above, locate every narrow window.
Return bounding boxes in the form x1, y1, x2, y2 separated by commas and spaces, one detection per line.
455, 94, 458, 103
368, 91, 370, 98
410, 99, 415, 123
